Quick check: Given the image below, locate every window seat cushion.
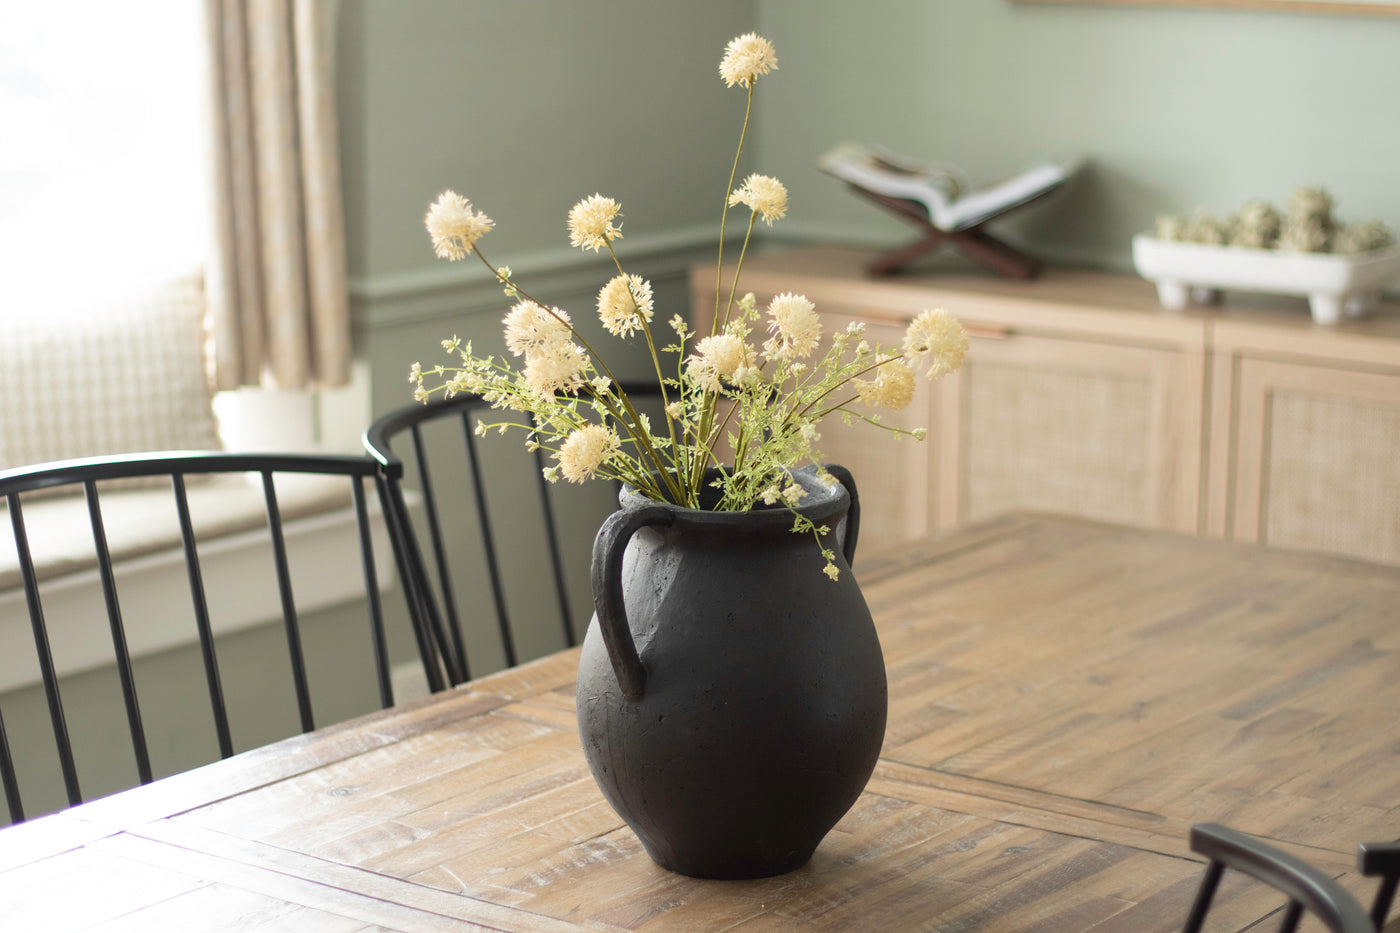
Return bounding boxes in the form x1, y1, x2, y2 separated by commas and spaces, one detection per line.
0, 269, 222, 482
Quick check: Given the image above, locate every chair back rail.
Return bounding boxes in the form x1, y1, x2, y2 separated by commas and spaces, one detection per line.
1184, 823, 1373, 933
0, 451, 427, 825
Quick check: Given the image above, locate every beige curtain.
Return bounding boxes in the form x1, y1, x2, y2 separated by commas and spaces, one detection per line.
204, 0, 351, 391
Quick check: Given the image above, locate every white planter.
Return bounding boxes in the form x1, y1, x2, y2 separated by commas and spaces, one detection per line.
1132, 235, 1400, 324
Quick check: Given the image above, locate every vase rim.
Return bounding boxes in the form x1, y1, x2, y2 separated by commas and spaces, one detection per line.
618, 465, 849, 529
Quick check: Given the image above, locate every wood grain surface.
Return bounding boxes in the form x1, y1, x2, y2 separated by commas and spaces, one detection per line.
2, 513, 1397, 931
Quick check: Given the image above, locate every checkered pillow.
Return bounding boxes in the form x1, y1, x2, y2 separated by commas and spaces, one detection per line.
0, 270, 222, 473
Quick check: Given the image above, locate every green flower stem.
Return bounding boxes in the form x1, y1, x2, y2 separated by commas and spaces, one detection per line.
819, 407, 925, 439
795, 351, 904, 420
692, 81, 756, 501
713, 81, 756, 336
720, 211, 760, 333
593, 389, 685, 502
604, 241, 685, 482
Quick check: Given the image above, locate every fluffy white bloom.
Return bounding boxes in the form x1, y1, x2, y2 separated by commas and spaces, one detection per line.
686, 333, 749, 391
596, 274, 655, 337
557, 424, 621, 483
425, 191, 494, 260
504, 302, 572, 357
522, 340, 589, 396
903, 308, 969, 379
728, 174, 788, 225
854, 359, 916, 411
719, 33, 778, 88
568, 194, 623, 251
763, 292, 820, 360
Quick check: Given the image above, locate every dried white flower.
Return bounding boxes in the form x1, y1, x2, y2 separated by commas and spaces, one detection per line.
728, 174, 788, 225
597, 274, 655, 337
568, 194, 623, 252
854, 359, 916, 411
557, 424, 621, 483
720, 33, 778, 88
686, 334, 750, 391
763, 293, 820, 361
504, 301, 572, 358
425, 191, 494, 260
903, 309, 968, 380
522, 340, 589, 396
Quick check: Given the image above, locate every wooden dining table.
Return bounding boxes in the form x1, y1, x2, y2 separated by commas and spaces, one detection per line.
2, 512, 1398, 931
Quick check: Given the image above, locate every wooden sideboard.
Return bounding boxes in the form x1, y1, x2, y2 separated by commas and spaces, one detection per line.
690, 246, 1400, 565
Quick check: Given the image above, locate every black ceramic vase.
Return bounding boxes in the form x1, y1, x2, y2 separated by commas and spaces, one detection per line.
576, 465, 887, 879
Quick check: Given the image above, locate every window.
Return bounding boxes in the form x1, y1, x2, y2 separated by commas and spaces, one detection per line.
1, 1, 365, 454
0, 1, 207, 307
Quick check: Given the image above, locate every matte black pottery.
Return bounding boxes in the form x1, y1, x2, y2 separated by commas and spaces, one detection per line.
576, 466, 887, 879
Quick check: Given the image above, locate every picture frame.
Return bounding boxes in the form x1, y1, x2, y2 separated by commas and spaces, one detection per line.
1011, 0, 1400, 16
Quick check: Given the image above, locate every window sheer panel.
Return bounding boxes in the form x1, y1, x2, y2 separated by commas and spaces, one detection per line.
204, 0, 351, 392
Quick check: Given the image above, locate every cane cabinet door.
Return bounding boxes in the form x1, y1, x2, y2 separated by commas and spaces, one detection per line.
1208, 326, 1400, 565
935, 326, 1205, 535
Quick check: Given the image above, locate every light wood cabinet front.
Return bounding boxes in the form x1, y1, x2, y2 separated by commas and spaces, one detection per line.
939, 329, 1204, 534
1211, 356, 1400, 565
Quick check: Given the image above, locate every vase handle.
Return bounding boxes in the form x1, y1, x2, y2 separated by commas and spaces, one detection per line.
823, 464, 861, 568
591, 504, 674, 702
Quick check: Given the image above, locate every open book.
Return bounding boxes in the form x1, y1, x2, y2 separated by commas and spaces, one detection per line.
818, 143, 1076, 233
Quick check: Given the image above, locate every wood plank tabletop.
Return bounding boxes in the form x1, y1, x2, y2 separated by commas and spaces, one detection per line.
2, 512, 1397, 931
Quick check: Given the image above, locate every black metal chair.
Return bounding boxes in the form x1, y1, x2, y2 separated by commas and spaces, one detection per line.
1183, 823, 1373, 933
364, 387, 665, 688
0, 451, 435, 825
1359, 839, 1400, 930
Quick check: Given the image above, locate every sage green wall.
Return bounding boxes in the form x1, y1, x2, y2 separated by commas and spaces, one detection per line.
339, 0, 755, 284
752, 0, 1400, 272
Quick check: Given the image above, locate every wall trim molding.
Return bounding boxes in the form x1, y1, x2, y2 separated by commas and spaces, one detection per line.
353, 224, 724, 330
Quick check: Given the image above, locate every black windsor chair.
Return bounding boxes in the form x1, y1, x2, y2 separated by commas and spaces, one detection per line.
364, 386, 666, 688
1183, 823, 1374, 933
0, 451, 434, 825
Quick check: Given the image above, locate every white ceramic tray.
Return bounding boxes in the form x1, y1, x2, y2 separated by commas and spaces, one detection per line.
1132, 235, 1400, 324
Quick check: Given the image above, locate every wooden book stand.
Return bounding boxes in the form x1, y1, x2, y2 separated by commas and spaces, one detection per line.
847, 183, 1051, 280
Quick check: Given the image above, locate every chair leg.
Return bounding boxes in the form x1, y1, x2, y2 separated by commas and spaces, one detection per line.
1278, 899, 1303, 933
1370, 875, 1397, 930
1183, 861, 1225, 933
